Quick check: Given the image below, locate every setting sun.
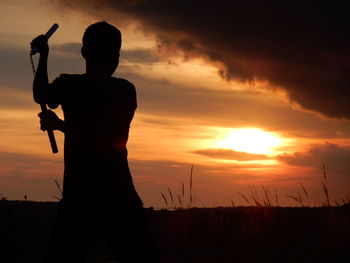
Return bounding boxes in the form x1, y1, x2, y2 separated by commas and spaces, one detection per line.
1, 0, 350, 212
217, 128, 282, 155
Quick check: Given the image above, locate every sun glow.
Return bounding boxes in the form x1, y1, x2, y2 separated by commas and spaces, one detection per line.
218, 128, 282, 155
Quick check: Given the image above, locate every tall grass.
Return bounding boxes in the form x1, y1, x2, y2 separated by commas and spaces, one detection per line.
160, 161, 350, 209
189, 164, 193, 207
52, 179, 63, 201
285, 162, 348, 207
321, 162, 331, 207
161, 165, 195, 209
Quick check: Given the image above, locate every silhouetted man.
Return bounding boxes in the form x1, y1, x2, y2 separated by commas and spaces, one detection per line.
32, 21, 160, 263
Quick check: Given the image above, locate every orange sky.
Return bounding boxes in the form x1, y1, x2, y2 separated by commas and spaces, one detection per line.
0, 0, 350, 207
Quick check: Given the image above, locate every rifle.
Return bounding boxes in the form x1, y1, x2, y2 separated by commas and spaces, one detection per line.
30, 24, 59, 154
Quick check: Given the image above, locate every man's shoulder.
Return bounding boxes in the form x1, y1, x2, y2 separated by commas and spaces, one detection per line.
110, 78, 137, 107
111, 77, 135, 89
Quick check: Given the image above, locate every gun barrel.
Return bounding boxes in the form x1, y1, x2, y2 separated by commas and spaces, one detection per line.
30, 23, 59, 56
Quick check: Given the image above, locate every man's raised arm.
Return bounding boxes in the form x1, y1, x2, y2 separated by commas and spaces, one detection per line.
32, 34, 49, 104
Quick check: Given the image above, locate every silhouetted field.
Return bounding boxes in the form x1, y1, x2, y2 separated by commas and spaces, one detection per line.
1, 200, 349, 263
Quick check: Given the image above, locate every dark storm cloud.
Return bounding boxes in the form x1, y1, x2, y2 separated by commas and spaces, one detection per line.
192, 149, 268, 161
52, 0, 350, 119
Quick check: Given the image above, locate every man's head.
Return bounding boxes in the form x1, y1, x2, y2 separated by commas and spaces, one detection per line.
81, 21, 122, 77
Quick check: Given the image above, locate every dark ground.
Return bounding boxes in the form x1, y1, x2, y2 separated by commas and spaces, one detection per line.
1, 200, 349, 263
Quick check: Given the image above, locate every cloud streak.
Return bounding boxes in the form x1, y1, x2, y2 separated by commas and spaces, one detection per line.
53, 42, 160, 64
193, 148, 268, 161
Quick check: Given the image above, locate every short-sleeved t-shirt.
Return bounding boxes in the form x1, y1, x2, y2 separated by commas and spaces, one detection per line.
48, 74, 142, 206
